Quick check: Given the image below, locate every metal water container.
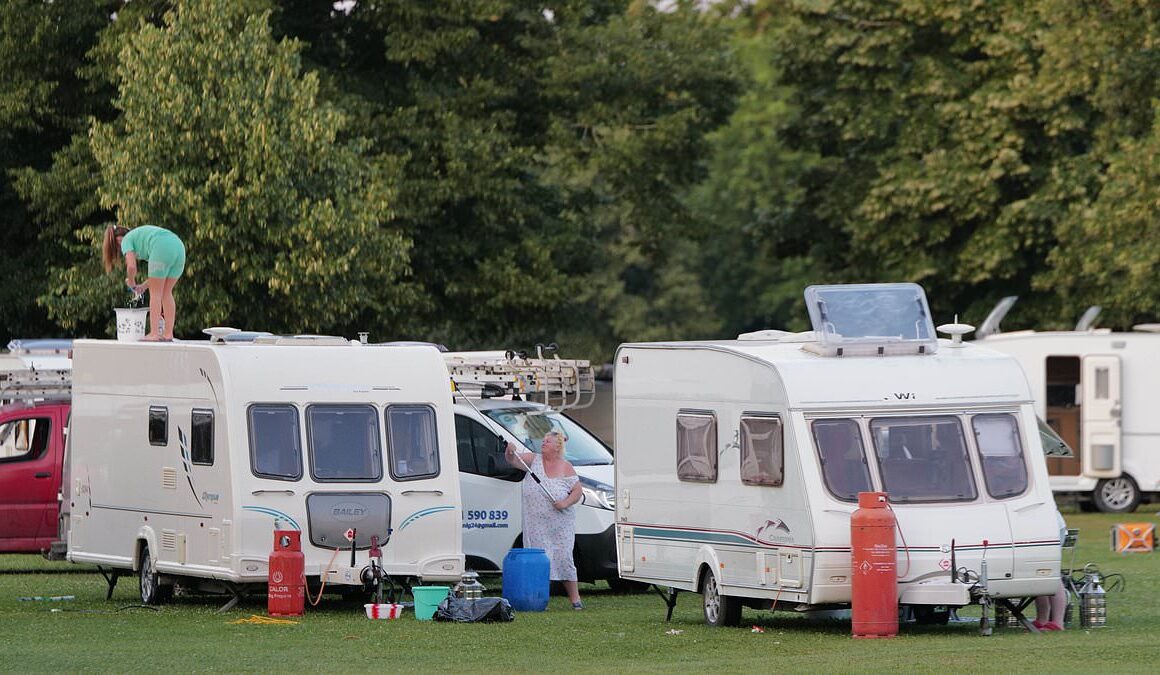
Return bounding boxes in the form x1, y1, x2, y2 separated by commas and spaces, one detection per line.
1079, 572, 1107, 628
454, 571, 486, 600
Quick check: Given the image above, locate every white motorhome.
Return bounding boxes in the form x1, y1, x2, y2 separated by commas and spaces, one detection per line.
63, 334, 463, 604
977, 298, 1159, 512
614, 284, 1062, 627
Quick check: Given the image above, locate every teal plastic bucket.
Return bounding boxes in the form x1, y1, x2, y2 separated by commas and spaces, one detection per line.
412, 586, 450, 621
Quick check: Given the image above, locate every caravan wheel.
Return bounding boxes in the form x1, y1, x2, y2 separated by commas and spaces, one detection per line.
702, 570, 741, 627
1093, 476, 1141, 513
139, 545, 172, 605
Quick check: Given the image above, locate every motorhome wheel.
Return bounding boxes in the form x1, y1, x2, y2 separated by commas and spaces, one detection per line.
1093, 476, 1141, 513
701, 570, 741, 627
139, 545, 172, 605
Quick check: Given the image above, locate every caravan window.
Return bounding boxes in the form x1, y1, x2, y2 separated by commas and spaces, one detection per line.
456, 415, 522, 481
972, 413, 1028, 498
869, 416, 977, 503
676, 411, 717, 482
248, 404, 303, 480
740, 415, 783, 487
307, 405, 382, 482
812, 419, 872, 501
386, 405, 440, 481
149, 406, 168, 446
191, 409, 214, 465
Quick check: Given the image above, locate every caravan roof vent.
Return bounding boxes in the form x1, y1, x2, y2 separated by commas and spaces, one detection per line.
802, 283, 937, 357
251, 334, 353, 347
736, 329, 814, 342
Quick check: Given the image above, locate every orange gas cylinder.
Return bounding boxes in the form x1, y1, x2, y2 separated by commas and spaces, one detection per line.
268, 529, 305, 617
851, 491, 897, 638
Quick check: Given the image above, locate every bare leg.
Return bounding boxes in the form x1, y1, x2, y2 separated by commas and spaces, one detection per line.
563, 580, 581, 606
1050, 581, 1067, 627
143, 277, 166, 340
160, 276, 179, 339
1035, 596, 1050, 623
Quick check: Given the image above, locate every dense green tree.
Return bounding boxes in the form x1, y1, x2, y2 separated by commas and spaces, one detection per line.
40, 0, 413, 336
0, 0, 109, 341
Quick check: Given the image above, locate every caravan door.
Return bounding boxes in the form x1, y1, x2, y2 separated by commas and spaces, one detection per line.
1081, 355, 1121, 479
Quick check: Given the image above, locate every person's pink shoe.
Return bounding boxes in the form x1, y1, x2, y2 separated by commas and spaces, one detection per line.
1031, 620, 1046, 630
1041, 621, 1064, 631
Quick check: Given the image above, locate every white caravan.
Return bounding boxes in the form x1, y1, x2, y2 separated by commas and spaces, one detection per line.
442, 351, 621, 586
64, 334, 463, 604
977, 298, 1159, 512
614, 284, 1062, 627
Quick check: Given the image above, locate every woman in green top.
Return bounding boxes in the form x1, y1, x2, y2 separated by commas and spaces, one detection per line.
102, 224, 186, 341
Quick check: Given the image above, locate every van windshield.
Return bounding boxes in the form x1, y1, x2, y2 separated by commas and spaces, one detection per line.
484, 408, 613, 466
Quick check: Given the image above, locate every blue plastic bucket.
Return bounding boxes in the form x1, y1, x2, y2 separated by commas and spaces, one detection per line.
502, 548, 550, 611
412, 586, 450, 621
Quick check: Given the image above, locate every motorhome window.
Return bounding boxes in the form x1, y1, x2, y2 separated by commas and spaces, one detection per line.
676, 412, 717, 483
386, 405, 440, 480
0, 417, 50, 462
972, 413, 1028, 498
740, 415, 783, 487
868, 416, 977, 503
484, 408, 613, 466
812, 419, 872, 501
191, 409, 214, 465
148, 406, 168, 446
307, 405, 382, 482
456, 415, 523, 481
248, 404, 303, 480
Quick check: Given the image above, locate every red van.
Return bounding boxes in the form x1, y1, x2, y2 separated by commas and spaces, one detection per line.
0, 400, 69, 553
0, 339, 72, 555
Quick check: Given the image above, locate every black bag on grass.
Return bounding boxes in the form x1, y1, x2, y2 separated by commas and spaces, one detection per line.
433, 596, 515, 623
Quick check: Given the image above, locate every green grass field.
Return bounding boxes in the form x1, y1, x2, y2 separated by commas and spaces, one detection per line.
2, 511, 1156, 672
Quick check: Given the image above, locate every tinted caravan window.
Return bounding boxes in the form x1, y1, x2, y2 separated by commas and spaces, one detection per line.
387, 405, 440, 480
973, 413, 1028, 498
676, 411, 717, 482
868, 416, 977, 503
249, 404, 302, 480
308, 404, 382, 482
191, 409, 214, 465
740, 415, 783, 487
812, 418, 872, 501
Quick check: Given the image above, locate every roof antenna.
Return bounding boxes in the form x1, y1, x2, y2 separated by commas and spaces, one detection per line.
937, 315, 975, 348
976, 296, 1018, 339
1075, 306, 1101, 332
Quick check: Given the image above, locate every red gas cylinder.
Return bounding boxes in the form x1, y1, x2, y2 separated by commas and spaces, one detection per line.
268, 529, 305, 617
851, 491, 898, 638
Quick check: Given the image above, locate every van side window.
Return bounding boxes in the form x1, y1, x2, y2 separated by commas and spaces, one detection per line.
676, 411, 717, 483
248, 404, 303, 480
149, 406, 168, 446
972, 413, 1028, 498
455, 414, 522, 481
869, 416, 977, 503
307, 404, 381, 482
812, 419, 871, 501
740, 415, 783, 487
0, 417, 50, 462
191, 409, 214, 465
387, 405, 440, 481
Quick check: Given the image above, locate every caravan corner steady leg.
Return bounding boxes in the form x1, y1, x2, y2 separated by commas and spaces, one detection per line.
654, 586, 679, 621
216, 582, 246, 614
97, 566, 121, 601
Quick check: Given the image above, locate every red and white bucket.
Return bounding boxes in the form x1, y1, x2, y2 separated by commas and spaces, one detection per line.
364, 603, 404, 619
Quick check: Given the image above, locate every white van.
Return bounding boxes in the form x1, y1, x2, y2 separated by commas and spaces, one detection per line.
452, 397, 618, 585
615, 284, 1062, 626
64, 335, 463, 603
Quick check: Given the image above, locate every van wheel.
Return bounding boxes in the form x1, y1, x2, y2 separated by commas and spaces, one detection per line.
139, 545, 172, 605
1093, 476, 1141, 513
702, 571, 741, 627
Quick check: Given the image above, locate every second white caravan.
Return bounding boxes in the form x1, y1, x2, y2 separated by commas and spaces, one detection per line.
64, 335, 463, 603
614, 284, 1062, 627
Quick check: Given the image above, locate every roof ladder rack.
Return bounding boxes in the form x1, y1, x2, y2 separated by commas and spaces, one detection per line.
445, 350, 596, 412
0, 367, 72, 403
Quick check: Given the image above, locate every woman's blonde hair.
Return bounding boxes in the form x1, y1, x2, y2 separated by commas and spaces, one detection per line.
101, 225, 129, 272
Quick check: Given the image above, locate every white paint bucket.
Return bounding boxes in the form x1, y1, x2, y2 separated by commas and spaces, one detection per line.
364, 603, 403, 619
115, 308, 148, 342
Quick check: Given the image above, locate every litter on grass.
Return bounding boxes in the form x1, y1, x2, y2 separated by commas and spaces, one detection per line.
229, 615, 299, 625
